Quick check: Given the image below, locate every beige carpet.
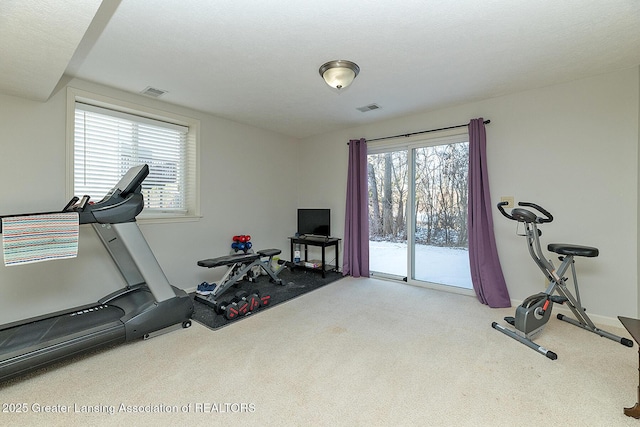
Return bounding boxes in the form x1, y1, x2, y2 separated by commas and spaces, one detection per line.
0, 276, 637, 426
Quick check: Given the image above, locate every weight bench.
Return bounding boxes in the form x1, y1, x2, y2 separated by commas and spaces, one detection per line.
196, 248, 285, 301
255, 248, 287, 285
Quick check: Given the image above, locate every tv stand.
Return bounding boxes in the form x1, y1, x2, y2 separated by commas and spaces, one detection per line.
289, 236, 340, 278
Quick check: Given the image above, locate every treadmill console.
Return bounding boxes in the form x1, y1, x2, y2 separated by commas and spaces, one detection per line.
106, 164, 149, 198
68, 164, 150, 225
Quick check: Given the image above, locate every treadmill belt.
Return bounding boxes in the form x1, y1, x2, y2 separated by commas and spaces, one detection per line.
0, 305, 125, 356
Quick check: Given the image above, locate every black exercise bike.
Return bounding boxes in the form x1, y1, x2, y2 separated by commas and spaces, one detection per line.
492, 201, 633, 360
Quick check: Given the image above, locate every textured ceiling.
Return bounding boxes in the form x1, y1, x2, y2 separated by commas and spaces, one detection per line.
0, 0, 101, 100
2, 0, 640, 138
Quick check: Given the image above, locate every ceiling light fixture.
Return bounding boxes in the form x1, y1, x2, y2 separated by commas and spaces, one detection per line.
319, 60, 360, 90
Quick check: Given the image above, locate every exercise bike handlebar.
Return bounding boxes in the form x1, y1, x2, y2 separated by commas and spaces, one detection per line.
497, 201, 553, 224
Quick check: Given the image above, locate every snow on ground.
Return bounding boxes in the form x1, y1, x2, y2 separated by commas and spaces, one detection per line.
369, 240, 472, 289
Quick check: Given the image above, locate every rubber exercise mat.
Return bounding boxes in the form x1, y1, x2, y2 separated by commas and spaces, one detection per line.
191, 268, 343, 330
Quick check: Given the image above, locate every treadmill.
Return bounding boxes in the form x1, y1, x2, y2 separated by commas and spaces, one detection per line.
0, 164, 194, 382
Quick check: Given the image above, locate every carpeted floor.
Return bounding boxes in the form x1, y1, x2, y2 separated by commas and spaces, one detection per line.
191, 267, 343, 330
1, 276, 637, 426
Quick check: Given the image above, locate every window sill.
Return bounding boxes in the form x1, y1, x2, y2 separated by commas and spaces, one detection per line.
136, 214, 202, 225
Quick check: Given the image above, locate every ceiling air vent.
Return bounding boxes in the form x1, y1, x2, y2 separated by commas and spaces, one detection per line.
141, 86, 167, 97
356, 103, 380, 113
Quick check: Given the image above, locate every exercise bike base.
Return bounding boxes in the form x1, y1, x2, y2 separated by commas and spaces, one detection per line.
556, 313, 634, 347
491, 322, 558, 360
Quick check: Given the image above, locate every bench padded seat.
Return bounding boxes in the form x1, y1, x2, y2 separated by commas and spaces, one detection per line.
198, 253, 261, 268
257, 248, 281, 257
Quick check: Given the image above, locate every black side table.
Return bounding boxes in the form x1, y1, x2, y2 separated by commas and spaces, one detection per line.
289, 236, 340, 278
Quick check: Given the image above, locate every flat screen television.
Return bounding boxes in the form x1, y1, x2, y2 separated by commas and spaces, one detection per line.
297, 208, 330, 237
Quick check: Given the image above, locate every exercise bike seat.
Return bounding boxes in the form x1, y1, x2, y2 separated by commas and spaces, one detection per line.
547, 243, 599, 258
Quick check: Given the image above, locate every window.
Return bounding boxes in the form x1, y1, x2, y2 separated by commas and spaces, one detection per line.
67, 88, 199, 220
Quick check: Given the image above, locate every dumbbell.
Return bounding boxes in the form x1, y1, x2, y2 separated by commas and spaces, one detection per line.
212, 299, 239, 320
248, 289, 270, 308
259, 293, 271, 307
233, 290, 250, 316
246, 290, 262, 311
215, 290, 270, 320
234, 290, 263, 314
214, 292, 249, 318
231, 241, 246, 252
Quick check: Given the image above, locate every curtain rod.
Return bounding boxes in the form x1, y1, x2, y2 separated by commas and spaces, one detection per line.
356, 119, 490, 143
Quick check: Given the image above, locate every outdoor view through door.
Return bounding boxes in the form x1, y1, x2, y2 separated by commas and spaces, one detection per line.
368, 137, 472, 289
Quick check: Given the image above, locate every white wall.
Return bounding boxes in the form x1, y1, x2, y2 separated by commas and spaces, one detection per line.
1, 68, 638, 325
0, 78, 299, 324
298, 67, 640, 320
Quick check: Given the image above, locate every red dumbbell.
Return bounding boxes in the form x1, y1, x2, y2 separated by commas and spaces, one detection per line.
260, 294, 271, 307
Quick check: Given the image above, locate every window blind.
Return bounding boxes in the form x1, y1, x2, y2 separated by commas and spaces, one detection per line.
74, 102, 190, 215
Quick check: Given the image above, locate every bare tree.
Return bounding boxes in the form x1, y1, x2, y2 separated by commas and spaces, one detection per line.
382, 152, 393, 237
368, 161, 381, 237
368, 142, 468, 248
391, 151, 407, 240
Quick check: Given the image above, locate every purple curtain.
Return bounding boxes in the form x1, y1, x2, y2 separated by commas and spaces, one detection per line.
468, 119, 511, 307
343, 138, 370, 277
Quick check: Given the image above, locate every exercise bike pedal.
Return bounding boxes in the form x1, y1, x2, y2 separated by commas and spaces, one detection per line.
549, 295, 568, 304
504, 316, 515, 326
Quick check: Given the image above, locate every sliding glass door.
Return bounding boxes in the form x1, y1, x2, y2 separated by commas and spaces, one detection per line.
411, 142, 471, 288
368, 134, 472, 289
368, 150, 408, 279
